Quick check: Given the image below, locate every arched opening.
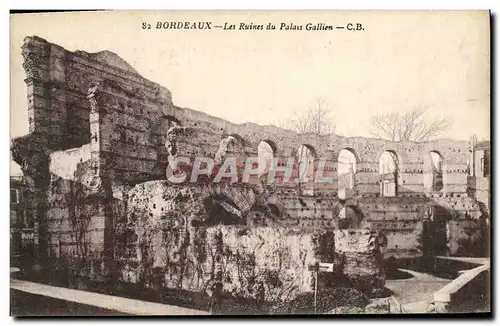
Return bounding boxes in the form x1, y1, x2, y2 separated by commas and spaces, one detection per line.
424, 151, 444, 192
267, 203, 282, 218
246, 203, 282, 227
257, 140, 276, 176
164, 115, 181, 129
422, 205, 453, 256
296, 145, 316, 196
157, 115, 182, 145
215, 135, 245, 165
338, 148, 358, 190
227, 134, 246, 154
220, 135, 248, 183
202, 195, 245, 226
151, 115, 182, 155
296, 144, 316, 183
338, 205, 364, 229
379, 150, 399, 197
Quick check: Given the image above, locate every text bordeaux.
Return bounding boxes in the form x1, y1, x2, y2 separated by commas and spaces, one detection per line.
149, 21, 364, 31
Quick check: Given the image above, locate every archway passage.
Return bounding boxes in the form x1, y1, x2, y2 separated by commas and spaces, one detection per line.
379, 150, 399, 197
338, 205, 364, 229
215, 135, 245, 167
154, 115, 181, 147
296, 144, 316, 196
226, 134, 245, 156
424, 151, 444, 192
164, 115, 181, 128
267, 203, 282, 218
248, 203, 283, 227
422, 205, 452, 256
296, 144, 316, 183
202, 195, 245, 226
148, 115, 183, 179
338, 148, 357, 190
257, 140, 276, 177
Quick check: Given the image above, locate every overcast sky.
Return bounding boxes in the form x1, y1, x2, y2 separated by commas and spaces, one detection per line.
10, 11, 490, 174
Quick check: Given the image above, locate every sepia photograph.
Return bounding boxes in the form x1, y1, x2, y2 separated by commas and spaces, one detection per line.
9, 10, 491, 316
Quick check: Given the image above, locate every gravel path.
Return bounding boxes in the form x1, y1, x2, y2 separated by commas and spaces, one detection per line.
385, 268, 451, 306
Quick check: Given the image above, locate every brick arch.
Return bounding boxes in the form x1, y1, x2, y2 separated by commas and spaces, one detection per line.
259, 139, 279, 156
327, 140, 376, 163
148, 114, 182, 148
216, 185, 256, 215
297, 143, 318, 158
423, 150, 445, 192
263, 196, 286, 215
226, 133, 247, 149
377, 149, 404, 172
267, 203, 283, 217
295, 144, 317, 191
420, 201, 455, 256
337, 147, 360, 172
378, 149, 402, 196
164, 114, 182, 126
426, 150, 445, 164
164, 126, 198, 159
339, 147, 361, 162
214, 134, 247, 166
338, 204, 364, 229
421, 140, 469, 166
239, 132, 278, 155
202, 194, 246, 226
337, 148, 359, 190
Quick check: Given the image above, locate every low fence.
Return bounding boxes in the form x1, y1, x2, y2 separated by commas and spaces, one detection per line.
433, 260, 490, 312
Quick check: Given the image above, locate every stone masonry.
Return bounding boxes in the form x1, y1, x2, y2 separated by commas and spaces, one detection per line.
11, 36, 489, 300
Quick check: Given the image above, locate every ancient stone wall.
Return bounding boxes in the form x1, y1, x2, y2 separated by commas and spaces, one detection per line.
21, 36, 173, 151
116, 181, 311, 301
114, 180, 386, 301
20, 36, 472, 191
44, 145, 107, 279
12, 36, 488, 288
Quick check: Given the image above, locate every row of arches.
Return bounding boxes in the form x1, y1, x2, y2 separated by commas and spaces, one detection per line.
161, 116, 445, 196
378, 150, 444, 196
256, 141, 445, 196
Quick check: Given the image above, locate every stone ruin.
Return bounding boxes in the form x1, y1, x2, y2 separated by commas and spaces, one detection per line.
11, 36, 489, 302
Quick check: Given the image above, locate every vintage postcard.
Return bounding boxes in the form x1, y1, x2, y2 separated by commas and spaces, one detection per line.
9, 10, 490, 316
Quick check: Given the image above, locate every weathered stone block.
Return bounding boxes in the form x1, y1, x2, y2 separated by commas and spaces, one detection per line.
335, 229, 385, 292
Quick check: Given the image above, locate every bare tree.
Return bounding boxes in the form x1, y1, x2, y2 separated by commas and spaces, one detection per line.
279, 99, 337, 136
369, 107, 452, 142
275, 100, 337, 194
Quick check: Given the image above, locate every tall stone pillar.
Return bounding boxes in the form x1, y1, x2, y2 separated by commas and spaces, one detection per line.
21, 37, 52, 260
87, 83, 116, 281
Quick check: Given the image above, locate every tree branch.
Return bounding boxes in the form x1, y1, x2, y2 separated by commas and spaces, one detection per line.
370, 107, 451, 142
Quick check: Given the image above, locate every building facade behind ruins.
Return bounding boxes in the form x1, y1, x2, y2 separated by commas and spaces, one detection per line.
11, 36, 490, 299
